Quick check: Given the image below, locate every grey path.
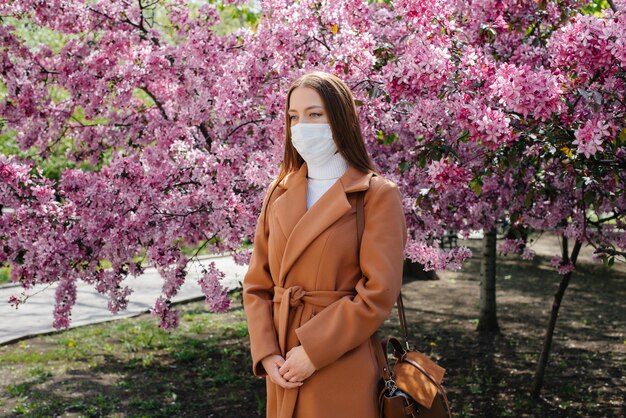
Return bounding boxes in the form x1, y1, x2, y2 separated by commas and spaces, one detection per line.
0, 255, 248, 345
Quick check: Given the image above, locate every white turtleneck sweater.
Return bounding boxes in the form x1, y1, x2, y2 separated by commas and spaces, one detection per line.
306, 152, 350, 209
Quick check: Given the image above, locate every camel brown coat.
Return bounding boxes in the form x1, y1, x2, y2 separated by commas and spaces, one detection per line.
242, 162, 407, 418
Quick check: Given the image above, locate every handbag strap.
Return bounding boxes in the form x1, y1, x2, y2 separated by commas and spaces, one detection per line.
356, 190, 392, 382
355, 191, 409, 343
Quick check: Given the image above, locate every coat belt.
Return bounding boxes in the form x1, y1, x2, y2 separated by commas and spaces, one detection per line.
272, 285, 355, 356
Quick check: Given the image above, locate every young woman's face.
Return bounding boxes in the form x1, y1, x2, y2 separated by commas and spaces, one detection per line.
288, 87, 329, 126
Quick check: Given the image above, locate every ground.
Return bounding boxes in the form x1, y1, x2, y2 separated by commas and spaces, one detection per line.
0, 237, 624, 417
401, 237, 625, 417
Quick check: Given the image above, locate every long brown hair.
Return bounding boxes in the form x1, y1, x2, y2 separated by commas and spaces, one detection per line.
265, 71, 377, 209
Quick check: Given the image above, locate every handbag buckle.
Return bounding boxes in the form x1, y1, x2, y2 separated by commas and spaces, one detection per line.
384, 378, 398, 393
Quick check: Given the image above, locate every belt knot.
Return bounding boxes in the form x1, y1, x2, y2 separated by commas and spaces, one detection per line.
287, 285, 306, 307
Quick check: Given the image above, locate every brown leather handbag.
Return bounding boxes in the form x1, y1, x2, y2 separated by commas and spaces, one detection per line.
355, 191, 452, 418
373, 319, 452, 418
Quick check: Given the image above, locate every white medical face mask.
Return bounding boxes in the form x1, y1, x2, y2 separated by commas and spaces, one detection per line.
290, 123, 338, 166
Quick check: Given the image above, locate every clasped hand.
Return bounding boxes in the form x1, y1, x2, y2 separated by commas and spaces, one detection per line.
261, 345, 316, 389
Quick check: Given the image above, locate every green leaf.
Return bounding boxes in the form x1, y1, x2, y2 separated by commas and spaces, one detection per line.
367, 86, 383, 99
479, 24, 496, 43
419, 153, 427, 168
602, 255, 615, 267
458, 130, 470, 143
524, 191, 534, 208
375, 130, 398, 145
384, 133, 398, 145
469, 177, 482, 196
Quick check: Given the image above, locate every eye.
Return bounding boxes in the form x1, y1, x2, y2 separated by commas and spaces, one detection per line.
310, 112, 322, 118
289, 115, 298, 121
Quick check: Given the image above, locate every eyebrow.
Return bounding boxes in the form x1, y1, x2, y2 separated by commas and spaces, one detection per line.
288, 105, 324, 112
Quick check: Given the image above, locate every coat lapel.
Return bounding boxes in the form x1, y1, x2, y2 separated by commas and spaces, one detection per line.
271, 161, 375, 287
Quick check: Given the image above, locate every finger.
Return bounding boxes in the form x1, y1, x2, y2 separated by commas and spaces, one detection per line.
283, 369, 294, 381
287, 373, 301, 382
269, 369, 287, 385
271, 369, 301, 389
280, 375, 303, 389
278, 360, 290, 375
282, 380, 303, 389
267, 362, 286, 384
286, 368, 305, 383
275, 357, 286, 367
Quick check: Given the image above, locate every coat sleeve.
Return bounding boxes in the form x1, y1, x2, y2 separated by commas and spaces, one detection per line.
242, 182, 281, 377
294, 179, 408, 371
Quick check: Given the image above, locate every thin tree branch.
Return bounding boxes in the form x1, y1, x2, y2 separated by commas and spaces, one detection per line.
226, 119, 264, 138
198, 122, 212, 150
140, 86, 169, 120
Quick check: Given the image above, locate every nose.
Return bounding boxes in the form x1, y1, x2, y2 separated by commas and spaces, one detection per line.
292, 116, 310, 126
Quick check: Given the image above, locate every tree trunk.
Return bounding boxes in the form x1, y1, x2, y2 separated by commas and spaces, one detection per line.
531, 237, 582, 399
477, 228, 500, 333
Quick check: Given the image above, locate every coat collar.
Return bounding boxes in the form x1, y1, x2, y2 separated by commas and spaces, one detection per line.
277, 162, 374, 193
272, 162, 375, 286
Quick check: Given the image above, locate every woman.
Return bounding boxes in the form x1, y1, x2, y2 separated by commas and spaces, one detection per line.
242, 71, 407, 418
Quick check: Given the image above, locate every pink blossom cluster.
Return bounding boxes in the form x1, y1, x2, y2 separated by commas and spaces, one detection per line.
572, 118, 612, 158
498, 239, 525, 255
489, 63, 564, 121
52, 275, 77, 330
466, 106, 516, 150
151, 296, 179, 331
498, 238, 535, 260
427, 158, 472, 192
549, 13, 626, 80
383, 35, 453, 102
550, 256, 576, 275
405, 242, 473, 271
197, 262, 231, 313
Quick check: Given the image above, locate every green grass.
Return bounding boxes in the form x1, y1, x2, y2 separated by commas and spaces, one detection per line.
0, 266, 10, 285
0, 294, 264, 417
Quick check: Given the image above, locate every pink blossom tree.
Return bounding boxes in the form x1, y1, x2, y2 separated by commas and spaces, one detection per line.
369, 0, 626, 396
0, 0, 269, 330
